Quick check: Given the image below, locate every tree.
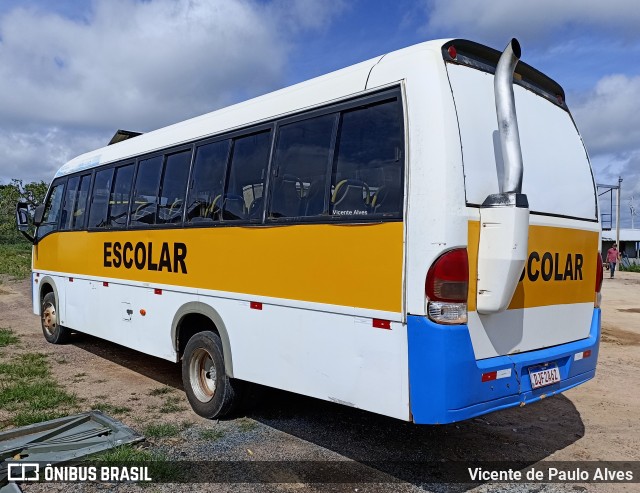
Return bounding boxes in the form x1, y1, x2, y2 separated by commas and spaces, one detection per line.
0, 179, 49, 244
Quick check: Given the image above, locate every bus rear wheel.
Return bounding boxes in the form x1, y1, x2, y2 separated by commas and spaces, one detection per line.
181, 331, 242, 419
41, 292, 70, 344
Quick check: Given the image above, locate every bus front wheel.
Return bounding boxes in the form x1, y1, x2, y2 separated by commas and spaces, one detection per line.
182, 331, 242, 419
41, 292, 70, 344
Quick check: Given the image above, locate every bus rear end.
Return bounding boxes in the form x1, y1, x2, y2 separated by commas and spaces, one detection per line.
408, 39, 602, 424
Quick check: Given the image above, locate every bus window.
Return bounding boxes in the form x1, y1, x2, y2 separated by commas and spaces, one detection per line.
131, 156, 162, 226
60, 176, 80, 231
331, 99, 404, 218
71, 174, 91, 230
87, 168, 114, 228
157, 150, 191, 225
107, 164, 134, 228
223, 131, 271, 221
37, 180, 65, 238
269, 114, 336, 219
187, 140, 230, 223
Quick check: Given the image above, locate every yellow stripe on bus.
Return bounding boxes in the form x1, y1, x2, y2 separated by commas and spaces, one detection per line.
33, 222, 404, 313
467, 221, 598, 311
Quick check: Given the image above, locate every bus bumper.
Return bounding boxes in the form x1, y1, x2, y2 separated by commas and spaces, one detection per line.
407, 308, 600, 424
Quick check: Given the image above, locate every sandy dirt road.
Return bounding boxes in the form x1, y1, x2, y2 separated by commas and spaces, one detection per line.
0, 271, 638, 492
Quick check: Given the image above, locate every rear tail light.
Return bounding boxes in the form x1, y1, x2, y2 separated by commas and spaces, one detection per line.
595, 254, 603, 293
595, 254, 603, 308
426, 248, 469, 325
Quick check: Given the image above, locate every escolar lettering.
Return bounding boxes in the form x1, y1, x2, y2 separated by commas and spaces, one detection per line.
104, 242, 187, 274
519, 252, 583, 282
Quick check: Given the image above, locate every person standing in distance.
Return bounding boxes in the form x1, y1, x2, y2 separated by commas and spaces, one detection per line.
606, 243, 620, 279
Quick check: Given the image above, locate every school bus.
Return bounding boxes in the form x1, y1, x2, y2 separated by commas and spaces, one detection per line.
16, 38, 602, 423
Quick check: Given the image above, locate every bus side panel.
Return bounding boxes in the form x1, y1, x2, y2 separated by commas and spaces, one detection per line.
203, 294, 411, 421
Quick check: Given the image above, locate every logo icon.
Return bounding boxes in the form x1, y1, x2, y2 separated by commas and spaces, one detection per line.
7, 463, 40, 481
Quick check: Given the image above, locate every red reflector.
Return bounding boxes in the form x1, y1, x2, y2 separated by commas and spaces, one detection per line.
250, 301, 262, 310
583, 350, 592, 358
69, 277, 74, 282
426, 248, 469, 303
372, 319, 391, 330
103, 282, 109, 287
154, 288, 162, 295
481, 371, 497, 382
447, 45, 457, 59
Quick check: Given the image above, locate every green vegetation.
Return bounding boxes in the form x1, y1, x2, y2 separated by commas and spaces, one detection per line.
0, 179, 48, 278
0, 179, 48, 244
96, 445, 185, 482
144, 422, 182, 438
0, 243, 32, 278
199, 428, 225, 441
236, 417, 258, 432
158, 395, 185, 414
0, 328, 19, 347
96, 444, 161, 463
148, 386, 174, 396
621, 263, 640, 273
0, 352, 78, 426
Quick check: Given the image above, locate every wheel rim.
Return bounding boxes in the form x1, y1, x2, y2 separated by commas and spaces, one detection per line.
189, 348, 217, 402
42, 302, 57, 336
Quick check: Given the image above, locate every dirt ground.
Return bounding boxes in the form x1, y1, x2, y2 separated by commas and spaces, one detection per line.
0, 271, 639, 492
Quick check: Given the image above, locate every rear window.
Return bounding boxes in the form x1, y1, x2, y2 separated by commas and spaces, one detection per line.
447, 63, 596, 221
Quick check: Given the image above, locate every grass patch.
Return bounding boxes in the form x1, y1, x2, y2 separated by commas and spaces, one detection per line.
0, 353, 49, 379
91, 403, 132, 415
0, 328, 19, 347
236, 417, 258, 432
0, 243, 32, 279
148, 386, 174, 396
0, 352, 78, 426
12, 410, 68, 427
96, 445, 185, 482
199, 428, 225, 441
158, 395, 185, 414
144, 423, 182, 438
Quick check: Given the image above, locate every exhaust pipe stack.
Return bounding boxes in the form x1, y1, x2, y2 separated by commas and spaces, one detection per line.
476, 39, 530, 315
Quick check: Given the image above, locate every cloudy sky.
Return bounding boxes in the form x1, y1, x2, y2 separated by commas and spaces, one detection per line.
0, 0, 638, 227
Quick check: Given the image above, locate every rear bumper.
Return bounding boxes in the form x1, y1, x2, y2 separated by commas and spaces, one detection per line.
407, 308, 600, 424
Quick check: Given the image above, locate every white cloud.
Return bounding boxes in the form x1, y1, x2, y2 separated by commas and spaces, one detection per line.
571, 74, 640, 157
424, 0, 640, 45
0, 0, 344, 183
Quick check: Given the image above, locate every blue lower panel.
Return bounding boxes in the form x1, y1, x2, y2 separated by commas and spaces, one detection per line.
408, 308, 600, 424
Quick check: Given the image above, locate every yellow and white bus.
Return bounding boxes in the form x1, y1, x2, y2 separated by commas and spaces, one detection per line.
17, 38, 603, 423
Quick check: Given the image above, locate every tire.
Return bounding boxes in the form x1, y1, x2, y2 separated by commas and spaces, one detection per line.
181, 331, 243, 419
41, 292, 70, 344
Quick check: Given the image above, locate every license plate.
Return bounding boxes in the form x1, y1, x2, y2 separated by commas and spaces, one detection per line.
528, 365, 561, 389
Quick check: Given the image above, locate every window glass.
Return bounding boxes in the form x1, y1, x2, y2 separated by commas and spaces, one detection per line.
107, 164, 134, 228
60, 176, 80, 231
131, 156, 162, 226
331, 98, 404, 218
187, 140, 230, 223
37, 181, 65, 238
71, 174, 91, 230
157, 150, 191, 224
269, 115, 336, 219
87, 168, 114, 228
224, 131, 271, 221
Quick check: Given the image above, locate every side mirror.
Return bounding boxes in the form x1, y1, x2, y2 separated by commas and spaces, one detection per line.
16, 202, 30, 231
15, 202, 34, 243
33, 204, 45, 226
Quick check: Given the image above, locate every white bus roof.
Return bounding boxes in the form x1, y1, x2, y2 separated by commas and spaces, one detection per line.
55, 39, 451, 178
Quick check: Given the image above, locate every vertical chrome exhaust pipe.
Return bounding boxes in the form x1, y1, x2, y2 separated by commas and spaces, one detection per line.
495, 38, 523, 194
476, 39, 530, 315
